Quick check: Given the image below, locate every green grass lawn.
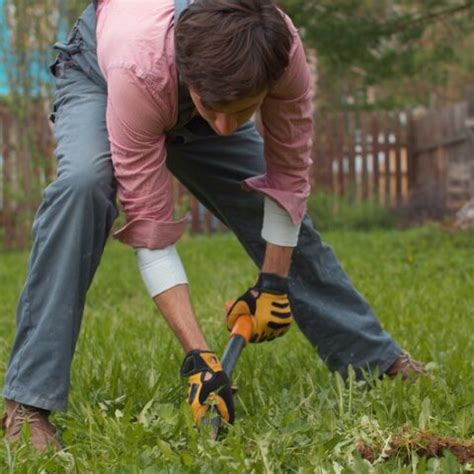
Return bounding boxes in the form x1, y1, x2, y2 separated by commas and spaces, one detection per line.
1, 226, 473, 472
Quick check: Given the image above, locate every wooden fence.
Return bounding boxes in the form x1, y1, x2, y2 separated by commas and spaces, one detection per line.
409, 94, 474, 217
311, 111, 412, 207
2, 94, 474, 249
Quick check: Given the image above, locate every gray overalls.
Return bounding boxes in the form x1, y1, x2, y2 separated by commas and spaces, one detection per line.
2, 0, 401, 411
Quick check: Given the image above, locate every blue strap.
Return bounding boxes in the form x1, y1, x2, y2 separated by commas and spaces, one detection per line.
174, 0, 195, 130
175, 0, 189, 21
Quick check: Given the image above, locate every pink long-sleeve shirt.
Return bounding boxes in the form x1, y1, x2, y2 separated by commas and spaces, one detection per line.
95, 0, 313, 249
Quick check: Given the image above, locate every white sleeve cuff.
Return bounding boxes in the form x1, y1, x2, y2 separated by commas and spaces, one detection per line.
261, 197, 301, 247
135, 245, 188, 298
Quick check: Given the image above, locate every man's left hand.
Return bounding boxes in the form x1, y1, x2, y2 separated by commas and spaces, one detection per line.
227, 273, 294, 343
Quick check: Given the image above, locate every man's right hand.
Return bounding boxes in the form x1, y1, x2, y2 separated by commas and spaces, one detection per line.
180, 350, 234, 425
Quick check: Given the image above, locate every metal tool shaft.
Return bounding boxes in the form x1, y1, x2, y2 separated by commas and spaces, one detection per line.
221, 334, 246, 378
204, 314, 253, 439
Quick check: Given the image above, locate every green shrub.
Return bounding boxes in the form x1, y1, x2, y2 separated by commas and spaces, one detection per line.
307, 191, 395, 231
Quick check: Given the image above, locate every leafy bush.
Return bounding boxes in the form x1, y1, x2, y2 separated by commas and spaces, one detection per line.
307, 191, 395, 231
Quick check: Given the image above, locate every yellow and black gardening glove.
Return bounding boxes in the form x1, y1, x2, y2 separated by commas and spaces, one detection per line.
180, 350, 235, 425
227, 273, 293, 343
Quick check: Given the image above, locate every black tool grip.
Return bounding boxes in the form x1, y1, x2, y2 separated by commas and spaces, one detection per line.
221, 335, 246, 378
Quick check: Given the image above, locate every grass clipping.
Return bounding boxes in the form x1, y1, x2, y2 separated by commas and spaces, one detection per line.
356, 427, 474, 464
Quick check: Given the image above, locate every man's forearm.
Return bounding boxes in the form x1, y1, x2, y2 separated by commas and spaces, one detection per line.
261, 197, 299, 277
262, 243, 293, 277
153, 284, 209, 353
135, 246, 208, 353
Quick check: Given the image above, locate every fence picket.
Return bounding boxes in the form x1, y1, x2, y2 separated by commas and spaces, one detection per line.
347, 115, 356, 201
371, 115, 380, 204
361, 114, 369, 201
384, 117, 392, 207
394, 116, 403, 206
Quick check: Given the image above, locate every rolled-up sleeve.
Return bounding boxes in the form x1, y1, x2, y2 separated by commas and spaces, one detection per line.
106, 67, 187, 249
242, 23, 314, 225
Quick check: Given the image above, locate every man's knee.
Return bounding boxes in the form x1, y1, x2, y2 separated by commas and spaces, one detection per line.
49, 157, 115, 202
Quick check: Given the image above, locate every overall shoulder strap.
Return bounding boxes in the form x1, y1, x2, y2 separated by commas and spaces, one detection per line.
174, 0, 195, 130
175, 0, 189, 21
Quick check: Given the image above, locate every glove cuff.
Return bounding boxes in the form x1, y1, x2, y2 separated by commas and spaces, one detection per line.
256, 272, 289, 294
180, 350, 222, 377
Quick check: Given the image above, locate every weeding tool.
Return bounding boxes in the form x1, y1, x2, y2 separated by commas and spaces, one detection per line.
202, 303, 253, 439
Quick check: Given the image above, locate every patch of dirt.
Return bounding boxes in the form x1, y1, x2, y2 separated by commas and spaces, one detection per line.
356, 429, 474, 464
355, 438, 377, 463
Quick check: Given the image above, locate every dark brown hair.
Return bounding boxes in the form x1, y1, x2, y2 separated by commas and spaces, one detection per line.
175, 0, 292, 107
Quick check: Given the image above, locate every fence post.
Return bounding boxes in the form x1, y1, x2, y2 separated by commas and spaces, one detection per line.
347, 113, 356, 201
465, 87, 474, 129
382, 113, 392, 207
360, 113, 369, 201
1, 110, 14, 249
406, 111, 415, 194
371, 114, 380, 204
465, 87, 474, 200
394, 114, 403, 206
